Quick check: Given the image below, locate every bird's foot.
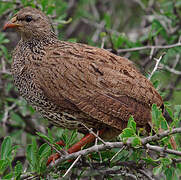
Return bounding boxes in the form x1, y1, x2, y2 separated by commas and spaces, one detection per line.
46, 140, 66, 165
47, 153, 61, 165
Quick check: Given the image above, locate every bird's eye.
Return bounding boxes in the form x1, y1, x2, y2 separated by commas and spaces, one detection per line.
25, 15, 33, 22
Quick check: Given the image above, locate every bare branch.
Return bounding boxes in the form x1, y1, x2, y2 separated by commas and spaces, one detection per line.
148, 53, 166, 80
108, 41, 181, 53
81, 123, 106, 144
137, 169, 154, 180
63, 155, 81, 177
146, 144, 181, 156
160, 64, 181, 75
47, 127, 181, 171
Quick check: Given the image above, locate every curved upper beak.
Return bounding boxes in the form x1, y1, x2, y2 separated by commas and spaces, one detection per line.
3, 16, 21, 31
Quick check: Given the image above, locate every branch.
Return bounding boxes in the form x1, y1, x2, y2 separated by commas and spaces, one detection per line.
114, 41, 181, 53
148, 53, 165, 80
145, 144, 181, 156
62, 155, 81, 177
47, 127, 181, 171
160, 64, 181, 75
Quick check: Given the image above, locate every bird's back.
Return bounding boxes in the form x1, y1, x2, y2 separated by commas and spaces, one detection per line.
11, 39, 163, 134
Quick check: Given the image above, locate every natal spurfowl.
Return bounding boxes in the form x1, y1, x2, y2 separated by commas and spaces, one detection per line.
3, 7, 164, 164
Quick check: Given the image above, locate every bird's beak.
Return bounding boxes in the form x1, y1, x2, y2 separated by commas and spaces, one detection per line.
3, 16, 22, 31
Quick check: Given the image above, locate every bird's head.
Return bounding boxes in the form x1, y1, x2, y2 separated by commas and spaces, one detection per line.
3, 7, 54, 40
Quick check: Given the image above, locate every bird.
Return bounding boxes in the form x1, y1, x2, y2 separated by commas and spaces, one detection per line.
3, 7, 165, 164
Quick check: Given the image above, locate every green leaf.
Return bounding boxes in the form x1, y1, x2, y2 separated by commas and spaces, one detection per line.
164, 105, 174, 120
174, 105, 181, 120
142, 157, 158, 166
2, 172, 13, 179
14, 161, 22, 178
0, 159, 9, 173
152, 104, 164, 131
26, 144, 34, 167
1, 136, 12, 159
26, 140, 38, 171
38, 143, 50, 157
160, 117, 168, 130
10, 112, 23, 125
38, 144, 51, 170
121, 128, 135, 138
165, 167, 174, 180
127, 116, 136, 133
160, 158, 172, 166
153, 164, 163, 175
131, 137, 141, 147
36, 132, 54, 144
104, 13, 111, 29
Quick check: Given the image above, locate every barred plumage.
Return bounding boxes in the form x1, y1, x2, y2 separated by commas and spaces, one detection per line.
4, 7, 163, 139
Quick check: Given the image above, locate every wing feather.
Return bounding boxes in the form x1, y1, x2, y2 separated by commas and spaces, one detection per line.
35, 42, 163, 130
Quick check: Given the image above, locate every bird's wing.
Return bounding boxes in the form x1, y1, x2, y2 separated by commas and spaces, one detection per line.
35, 41, 163, 130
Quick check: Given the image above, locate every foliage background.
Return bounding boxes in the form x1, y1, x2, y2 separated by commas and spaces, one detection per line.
0, 0, 181, 179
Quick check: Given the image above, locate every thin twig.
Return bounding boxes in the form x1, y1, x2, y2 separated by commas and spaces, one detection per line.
2, 103, 16, 125
107, 41, 181, 53
148, 53, 166, 80
63, 155, 81, 177
101, 36, 106, 49
172, 54, 180, 69
160, 64, 181, 75
137, 169, 154, 180
37, 133, 67, 156
146, 144, 181, 156
110, 146, 125, 161
95, 130, 102, 163
0, 57, 11, 75
81, 123, 106, 144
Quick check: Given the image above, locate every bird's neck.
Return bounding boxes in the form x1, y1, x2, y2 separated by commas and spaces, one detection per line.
21, 31, 58, 46
11, 33, 58, 76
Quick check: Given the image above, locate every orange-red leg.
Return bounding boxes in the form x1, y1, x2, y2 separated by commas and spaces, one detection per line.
46, 129, 104, 166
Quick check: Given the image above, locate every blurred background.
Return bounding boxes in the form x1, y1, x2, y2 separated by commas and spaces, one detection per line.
0, 0, 181, 179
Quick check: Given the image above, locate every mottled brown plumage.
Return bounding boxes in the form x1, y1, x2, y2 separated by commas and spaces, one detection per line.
4, 7, 163, 139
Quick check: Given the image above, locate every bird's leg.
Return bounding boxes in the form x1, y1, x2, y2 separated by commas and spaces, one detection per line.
46, 129, 104, 166
46, 140, 66, 165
